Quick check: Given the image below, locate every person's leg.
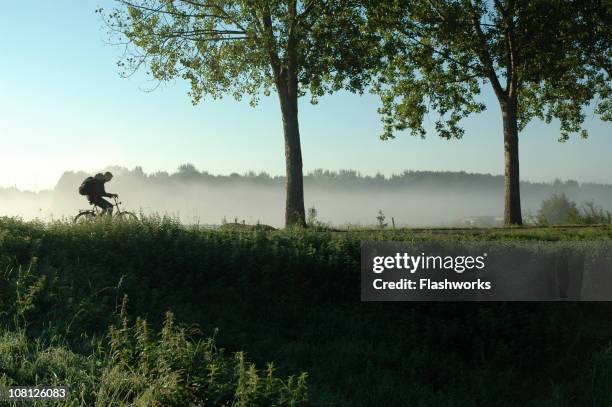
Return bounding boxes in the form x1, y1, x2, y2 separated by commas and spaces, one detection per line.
100, 198, 113, 215
90, 197, 113, 215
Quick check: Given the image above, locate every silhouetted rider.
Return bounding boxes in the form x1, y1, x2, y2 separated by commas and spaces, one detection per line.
79, 172, 118, 215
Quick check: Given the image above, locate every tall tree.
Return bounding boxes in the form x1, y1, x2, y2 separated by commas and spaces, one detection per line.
367, 0, 611, 225
100, 0, 374, 226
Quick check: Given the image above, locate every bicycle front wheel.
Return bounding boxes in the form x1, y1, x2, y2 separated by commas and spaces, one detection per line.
117, 211, 139, 222
74, 211, 96, 223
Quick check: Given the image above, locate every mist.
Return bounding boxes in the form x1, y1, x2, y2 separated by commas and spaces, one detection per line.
2, 165, 612, 227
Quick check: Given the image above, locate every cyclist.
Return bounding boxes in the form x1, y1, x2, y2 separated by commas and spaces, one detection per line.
79, 171, 118, 215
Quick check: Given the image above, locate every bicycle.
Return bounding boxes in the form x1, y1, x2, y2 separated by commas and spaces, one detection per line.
74, 196, 139, 223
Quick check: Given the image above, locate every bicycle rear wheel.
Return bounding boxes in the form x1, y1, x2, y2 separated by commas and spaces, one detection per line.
74, 211, 96, 223
117, 211, 139, 222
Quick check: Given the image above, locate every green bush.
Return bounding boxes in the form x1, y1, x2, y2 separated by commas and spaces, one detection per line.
537, 193, 581, 224
578, 201, 612, 224
537, 194, 612, 225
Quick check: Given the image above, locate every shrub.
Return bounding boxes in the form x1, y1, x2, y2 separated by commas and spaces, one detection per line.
99, 307, 307, 406
578, 201, 612, 224
537, 194, 612, 225
537, 193, 580, 225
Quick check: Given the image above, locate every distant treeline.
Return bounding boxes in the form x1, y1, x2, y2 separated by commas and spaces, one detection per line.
52, 164, 612, 192
2, 165, 612, 226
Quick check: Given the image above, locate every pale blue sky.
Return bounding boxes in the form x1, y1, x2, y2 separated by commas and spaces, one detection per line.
0, 1, 610, 191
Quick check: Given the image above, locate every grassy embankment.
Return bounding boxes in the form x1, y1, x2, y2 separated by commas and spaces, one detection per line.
1, 216, 612, 406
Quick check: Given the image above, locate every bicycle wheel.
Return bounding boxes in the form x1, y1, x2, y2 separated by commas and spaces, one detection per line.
117, 211, 139, 222
74, 211, 96, 223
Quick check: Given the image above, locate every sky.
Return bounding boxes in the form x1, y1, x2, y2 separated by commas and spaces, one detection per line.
0, 1, 610, 191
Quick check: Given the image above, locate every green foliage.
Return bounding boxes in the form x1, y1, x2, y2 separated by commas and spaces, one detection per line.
101, 309, 307, 406
0, 312, 306, 407
367, 0, 611, 140
537, 194, 612, 225
537, 193, 581, 225
219, 222, 277, 231
578, 201, 612, 225
100, 0, 375, 105
2, 217, 612, 405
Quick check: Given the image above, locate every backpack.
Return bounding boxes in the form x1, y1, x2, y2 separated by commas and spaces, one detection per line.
78, 177, 95, 196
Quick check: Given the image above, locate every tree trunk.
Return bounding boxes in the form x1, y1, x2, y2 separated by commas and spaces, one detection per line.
501, 101, 523, 225
277, 83, 306, 227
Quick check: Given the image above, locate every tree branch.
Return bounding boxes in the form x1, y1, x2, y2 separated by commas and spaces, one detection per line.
506, 0, 519, 100
118, 0, 222, 19
176, 0, 249, 33
468, 1, 506, 101
262, 4, 283, 83
299, 0, 316, 21
398, 24, 484, 75
287, 0, 299, 91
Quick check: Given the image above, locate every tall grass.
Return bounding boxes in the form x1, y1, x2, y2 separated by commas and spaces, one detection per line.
1, 216, 612, 405
0, 311, 307, 406
0, 217, 309, 406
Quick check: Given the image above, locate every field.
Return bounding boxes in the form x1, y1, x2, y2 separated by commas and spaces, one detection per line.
1, 216, 612, 406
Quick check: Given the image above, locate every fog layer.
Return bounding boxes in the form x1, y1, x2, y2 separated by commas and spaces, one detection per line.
2, 166, 612, 227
